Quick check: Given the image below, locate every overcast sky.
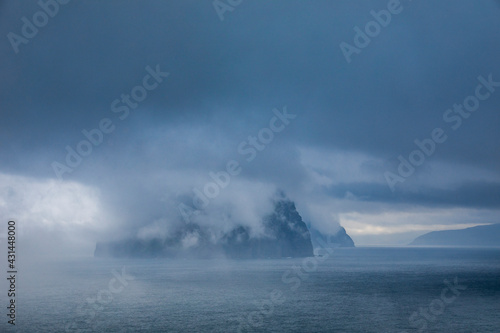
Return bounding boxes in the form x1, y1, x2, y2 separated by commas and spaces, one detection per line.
1, 0, 499, 255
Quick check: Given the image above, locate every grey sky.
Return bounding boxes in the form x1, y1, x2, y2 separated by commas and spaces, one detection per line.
1, 0, 499, 254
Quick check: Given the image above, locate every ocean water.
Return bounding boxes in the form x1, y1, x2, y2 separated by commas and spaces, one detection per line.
3, 247, 500, 332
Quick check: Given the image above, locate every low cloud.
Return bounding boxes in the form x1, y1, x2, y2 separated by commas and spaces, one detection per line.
0, 0, 499, 250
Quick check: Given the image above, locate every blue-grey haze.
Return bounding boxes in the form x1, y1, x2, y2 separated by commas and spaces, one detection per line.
1, 248, 499, 332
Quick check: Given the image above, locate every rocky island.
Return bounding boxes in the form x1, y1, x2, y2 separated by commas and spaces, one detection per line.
95, 195, 356, 259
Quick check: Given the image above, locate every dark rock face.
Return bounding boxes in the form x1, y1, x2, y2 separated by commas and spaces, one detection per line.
221, 200, 314, 258
308, 225, 355, 250
410, 223, 500, 247
94, 223, 219, 258
95, 198, 314, 259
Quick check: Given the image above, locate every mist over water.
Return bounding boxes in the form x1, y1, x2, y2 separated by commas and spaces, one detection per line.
1, 0, 500, 332
2, 247, 499, 332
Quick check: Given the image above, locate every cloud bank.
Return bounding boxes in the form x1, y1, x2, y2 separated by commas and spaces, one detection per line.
1, 0, 499, 254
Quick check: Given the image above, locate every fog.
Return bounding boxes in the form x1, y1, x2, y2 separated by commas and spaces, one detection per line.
0, 0, 499, 257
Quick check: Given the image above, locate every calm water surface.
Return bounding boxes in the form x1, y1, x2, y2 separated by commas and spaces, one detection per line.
3, 247, 500, 332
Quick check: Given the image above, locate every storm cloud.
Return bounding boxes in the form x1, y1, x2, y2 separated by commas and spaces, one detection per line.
1, 0, 499, 254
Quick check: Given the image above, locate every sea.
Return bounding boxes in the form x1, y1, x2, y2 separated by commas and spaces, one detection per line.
2, 247, 499, 332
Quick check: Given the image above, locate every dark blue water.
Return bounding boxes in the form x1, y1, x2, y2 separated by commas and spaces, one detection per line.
3, 247, 500, 332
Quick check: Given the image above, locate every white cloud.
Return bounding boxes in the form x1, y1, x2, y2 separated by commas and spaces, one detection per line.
339, 208, 498, 245
298, 146, 386, 186
0, 172, 106, 257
